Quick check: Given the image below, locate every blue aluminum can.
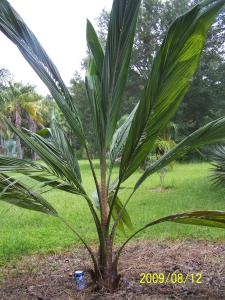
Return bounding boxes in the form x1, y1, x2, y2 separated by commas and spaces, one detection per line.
74, 270, 85, 290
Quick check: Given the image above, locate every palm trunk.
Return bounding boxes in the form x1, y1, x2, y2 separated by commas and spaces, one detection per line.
28, 116, 38, 160
100, 148, 108, 231
96, 238, 120, 290
95, 149, 120, 290
15, 102, 22, 159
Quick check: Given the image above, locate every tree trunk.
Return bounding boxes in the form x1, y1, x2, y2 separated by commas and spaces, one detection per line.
28, 115, 38, 160
95, 238, 121, 290
15, 102, 22, 159
95, 149, 121, 290
100, 149, 108, 231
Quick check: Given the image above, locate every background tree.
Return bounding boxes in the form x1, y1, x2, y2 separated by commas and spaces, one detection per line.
141, 122, 177, 189
69, 72, 97, 157
210, 146, 225, 186
0, 68, 12, 88
0, 81, 45, 158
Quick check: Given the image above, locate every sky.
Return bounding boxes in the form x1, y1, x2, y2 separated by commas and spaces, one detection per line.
0, 0, 113, 95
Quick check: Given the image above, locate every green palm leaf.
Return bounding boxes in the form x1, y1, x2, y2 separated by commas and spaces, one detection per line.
135, 117, 225, 190
85, 57, 105, 150
115, 210, 225, 262
109, 106, 137, 168
86, 1, 141, 151
145, 210, 225, 230
0, 156, 82, 195
0, 173, 58, 216
2, 120, 102, 242
4, 118, 85, 195
210, 146, 225, 186
120, 0, 225, 181
0, 172, 99, 269
86, 19, 104, 77
109, 192, 133, 233
86, 20, 105, 150
50, 121, 82, 183
0, 156, 47, 173
0, 0, 86, 145
31, 176, 82, 194
102, 0, 141, 147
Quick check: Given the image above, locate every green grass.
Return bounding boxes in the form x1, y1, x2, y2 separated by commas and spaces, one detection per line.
0, 161, 225, 265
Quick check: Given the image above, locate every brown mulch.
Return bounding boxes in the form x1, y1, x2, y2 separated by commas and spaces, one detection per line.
1, 240, 225, 299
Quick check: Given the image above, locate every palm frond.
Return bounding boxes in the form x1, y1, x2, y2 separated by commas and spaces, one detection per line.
50, 121, 82, 183
135, 117, 225, 190
4, 117, 85, 195
0, 173, 58, 216
0, 0, 86, 145
115, 209, 225, 262
0, 156, 83, 195
86, 19, 104, 77
0, 156, 47, 173
85, 56, 105, 150
210, 146, 225, 186
109, 106, 137, 169
119, 0, 225, 181
102, 0, 141, 147
109, 192, 133, 233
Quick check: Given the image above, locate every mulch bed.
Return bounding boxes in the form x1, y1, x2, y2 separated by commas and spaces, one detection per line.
1, 240, 225, 299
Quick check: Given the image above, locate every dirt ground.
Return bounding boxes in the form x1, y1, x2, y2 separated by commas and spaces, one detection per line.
1, 240, 225, 299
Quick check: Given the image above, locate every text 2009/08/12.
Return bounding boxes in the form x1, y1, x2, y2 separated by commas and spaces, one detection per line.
139, 273, 202, 285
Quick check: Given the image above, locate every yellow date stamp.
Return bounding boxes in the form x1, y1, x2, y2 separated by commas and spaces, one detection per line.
139, 272, 202, 284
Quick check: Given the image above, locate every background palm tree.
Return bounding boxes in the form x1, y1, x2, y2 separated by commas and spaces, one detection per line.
0, 82, 44, 158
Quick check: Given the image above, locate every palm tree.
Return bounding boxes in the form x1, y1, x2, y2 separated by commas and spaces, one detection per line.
0, 0, 225, 290
153, 122, 177, 190
0, 82, 43, 158
210, 146, 225, 185
0, 68, 11, 152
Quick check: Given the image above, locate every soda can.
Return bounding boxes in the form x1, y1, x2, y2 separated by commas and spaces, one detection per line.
74, 270, 85, 290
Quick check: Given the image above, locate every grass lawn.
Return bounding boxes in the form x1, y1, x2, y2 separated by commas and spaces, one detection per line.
0, 161, 225, 265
